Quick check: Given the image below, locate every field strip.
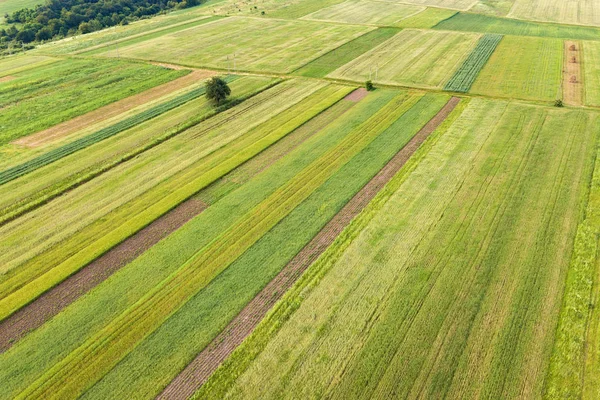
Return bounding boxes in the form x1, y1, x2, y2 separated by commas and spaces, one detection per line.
0, 72, 229, 186
0, 199, 207, 353
0, 88, 361, 354
562, 40, 583, 106
156, 96, 462, 400
13, 69, 212, 148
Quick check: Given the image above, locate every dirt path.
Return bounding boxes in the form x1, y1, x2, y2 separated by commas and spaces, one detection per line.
14, 70, 215, 148
0, 75, 16, 83
563, 41, 583, 106
156, 96, 461, 400
0, 198, 207, 353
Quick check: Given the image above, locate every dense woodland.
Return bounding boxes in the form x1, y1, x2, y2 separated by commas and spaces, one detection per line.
0, 0, 199, 52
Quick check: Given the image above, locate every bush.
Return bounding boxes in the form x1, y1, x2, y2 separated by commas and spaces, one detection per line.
554, 99, 564, 107
365, 80, 374, 91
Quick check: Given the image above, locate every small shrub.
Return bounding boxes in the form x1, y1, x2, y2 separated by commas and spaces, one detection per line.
554, 99, 564, 107
365, 80, 374, 91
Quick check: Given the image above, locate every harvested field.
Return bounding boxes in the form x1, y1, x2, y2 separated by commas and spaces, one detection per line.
562, 40, 583, 106
302, 0, 424, 26
14, 69, 213, 148
157, 97, 460, 400
383, 0, 475, 11
328, 29, 480, 89
508, 0, 600, 27
583, 40, 600, 106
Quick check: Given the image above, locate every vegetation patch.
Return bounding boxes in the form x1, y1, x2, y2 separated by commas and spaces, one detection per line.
301, 0, 424, 26
396, 7, 457, 28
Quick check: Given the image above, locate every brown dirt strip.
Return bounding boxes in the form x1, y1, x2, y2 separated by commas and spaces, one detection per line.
563, 40, 583, 106
156, 96, 462, 400
0, 198, 207, 353
344, 87, 368, 102
14, 69, 215, 148
0, 75, 16, 83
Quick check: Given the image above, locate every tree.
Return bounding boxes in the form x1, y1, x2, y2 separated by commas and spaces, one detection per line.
205, 77, 231, 106
365, 80, 374, 91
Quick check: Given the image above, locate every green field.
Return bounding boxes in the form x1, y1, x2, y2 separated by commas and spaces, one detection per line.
198, 99, 599, 400
470, 35, 563, 101
328, 29, 480, 88
100, 16, 371, 73
1, 0, 600, 398
0, 0, 44, 24
0, 58, 185, 145
435, 12, 600, 40
302, 0, 424, 26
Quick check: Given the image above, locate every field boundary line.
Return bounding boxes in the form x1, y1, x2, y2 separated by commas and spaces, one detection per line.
156, 96, 462, 400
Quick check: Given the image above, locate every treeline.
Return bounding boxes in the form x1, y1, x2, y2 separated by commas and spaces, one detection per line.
0, 0, 200, 53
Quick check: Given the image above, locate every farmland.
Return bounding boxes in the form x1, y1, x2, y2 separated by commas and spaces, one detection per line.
1, 0, 600, 399
328, 29, 479, 89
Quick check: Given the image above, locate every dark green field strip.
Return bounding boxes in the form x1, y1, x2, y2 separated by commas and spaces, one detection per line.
81, 16, 225, 56
444, 34, 503, 93
0, 76, 238, 186
293, 27, 399, 78
435, 13, 600, 41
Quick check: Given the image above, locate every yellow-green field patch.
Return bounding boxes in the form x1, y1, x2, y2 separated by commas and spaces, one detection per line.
508, 0, 600, 27
302, 0, 424, 26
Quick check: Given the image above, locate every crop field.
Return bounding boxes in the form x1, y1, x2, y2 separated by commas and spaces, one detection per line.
508, 0, 600, 27
198, 99, 599, 400
2, 0, 600, 398
100, 17, 371, 73
435, 12, 600, 40
328, 29, 480, 89
445, 34, 503, 92
470, 35, 563, 101
0, 58, 185, 145
302, 0, 424, 26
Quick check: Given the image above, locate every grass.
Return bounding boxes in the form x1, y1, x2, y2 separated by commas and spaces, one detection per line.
328, 29, 480, 89
396, 8, 457, 28
0, 80, 351, 322
0, 55, 57, 77
383, 0, 475, 11
470, 35, 563, 102
198, 100, 597, 400
99, 16, 372, 73
0, 0, 43, 23
0, 76, 276, 224
301, 0, 425, 26
444, 34, 503, 92
544, 112, 600, 398
205, 0, 347, 19
434, 12, 600, 40
0, 58, 185, 145
583, 41, 600, 107
0, 88, 392, 400
508, 0, 600, 27
293, 27, 399, 78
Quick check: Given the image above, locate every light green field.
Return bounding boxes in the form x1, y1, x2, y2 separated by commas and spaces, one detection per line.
469, 0, 516, 16
470, 35, 563, 101
302, 0, 424, 26
383, 0, 476, 10
101, 16, 371, 73
508, 0, 600, 27
198, 99, 598, 400
0, 55, 57, 77
328, 29, 480, 89
204, 0, 346, 19
396, 7, 457, 28
583, 41, 600, 107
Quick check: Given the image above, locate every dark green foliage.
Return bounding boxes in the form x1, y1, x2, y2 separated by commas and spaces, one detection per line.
206, 76, 232, 106
365, 80, 374, 91
0, 75, 238, 186
444, 34, 502, 93
555, 99, 564, 107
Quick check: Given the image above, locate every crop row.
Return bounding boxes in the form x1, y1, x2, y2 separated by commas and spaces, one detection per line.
0, 88, 396, 400
444, 34, 503, 93
0, 76, 238, 186
0, 81, 350, 322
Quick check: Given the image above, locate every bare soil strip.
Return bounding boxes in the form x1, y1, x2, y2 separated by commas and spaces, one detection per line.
14, 70, 215, 148
0, 198, 207, 353
156, 96, 462, 400
344, 87, 368, 102
0, 75, 16, 83
563, 40, 583, 106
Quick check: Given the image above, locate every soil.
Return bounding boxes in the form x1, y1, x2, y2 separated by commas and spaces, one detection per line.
156, 97, 461, 400
0, 75, 16, 83
14, 70, 215, 148
344, 87, 369, 102
0, 198, 207, 353
563, 41, 583, 106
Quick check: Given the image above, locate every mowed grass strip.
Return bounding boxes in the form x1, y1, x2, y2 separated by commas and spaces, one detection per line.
199, 101, 596, 400
301, 0, 424, 26
0, 89, 392, 400
583, 41, 600, 107
434, 12, 600, 41
470, 35, 563, 101
294, 27, 399, 78
103, 16, 372, 73
0, 58, 185, 144
0, 55, 57, 77
396, 7, 457, 28
328, 29, 480, 89
0, 82, 351, 321
0, 76, 275, 225
206, 0, 346, 19
83, 92, 450, 400
0, 76, 238, 186
14, 90, 416, 400
444, 34, 503, 92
